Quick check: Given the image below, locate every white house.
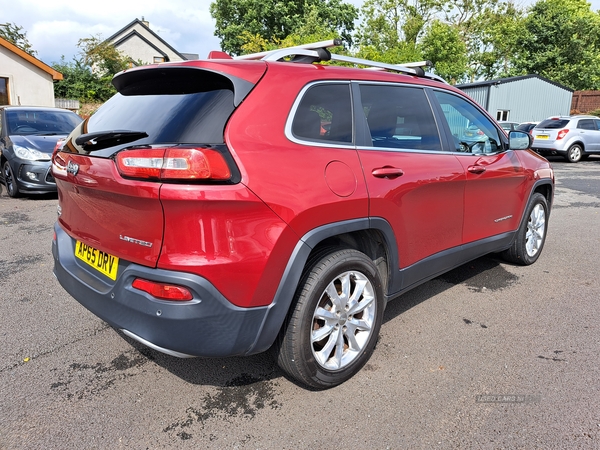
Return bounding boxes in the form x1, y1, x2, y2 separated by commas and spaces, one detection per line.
106, 18, 198, 65
0, 37, 62, 107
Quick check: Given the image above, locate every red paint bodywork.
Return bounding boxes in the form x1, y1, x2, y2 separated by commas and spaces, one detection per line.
53, 60, 554, 311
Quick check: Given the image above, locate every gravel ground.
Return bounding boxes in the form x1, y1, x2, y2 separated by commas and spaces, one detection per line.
1, 157, 599, 449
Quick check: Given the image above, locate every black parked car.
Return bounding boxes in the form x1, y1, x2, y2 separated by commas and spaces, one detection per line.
0, 106, 82, 197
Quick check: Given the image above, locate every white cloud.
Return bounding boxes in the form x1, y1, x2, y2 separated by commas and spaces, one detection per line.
1, 0, 220, 64
1, 0, 599, 66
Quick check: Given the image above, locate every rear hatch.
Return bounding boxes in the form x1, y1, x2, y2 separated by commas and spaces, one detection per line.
532, 118, 571, 144
53, 62, 266, 268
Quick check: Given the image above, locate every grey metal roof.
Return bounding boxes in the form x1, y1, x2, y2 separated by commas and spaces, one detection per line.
456, 74, 573, 93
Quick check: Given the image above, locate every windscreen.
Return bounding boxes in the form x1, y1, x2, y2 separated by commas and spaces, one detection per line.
7, 110, 82, 135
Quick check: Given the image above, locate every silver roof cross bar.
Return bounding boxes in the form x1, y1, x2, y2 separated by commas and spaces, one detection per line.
234, 39, 342, 60
233, 39, 447, 83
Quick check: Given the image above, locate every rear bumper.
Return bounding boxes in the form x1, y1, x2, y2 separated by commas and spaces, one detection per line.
52, 223, 271, 358
531, 146, 565, 156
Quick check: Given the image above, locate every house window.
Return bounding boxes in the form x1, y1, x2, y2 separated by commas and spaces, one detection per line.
0, 77, 9, 105
496, 110, 509, 121
153, 56, 165, 63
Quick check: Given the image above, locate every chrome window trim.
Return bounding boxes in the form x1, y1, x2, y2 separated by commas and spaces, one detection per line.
354, 80, 446, 153
285, 80, 355, 148
428, 86, 507, 154
286, 79, 452, 153
354, 146, 454, 155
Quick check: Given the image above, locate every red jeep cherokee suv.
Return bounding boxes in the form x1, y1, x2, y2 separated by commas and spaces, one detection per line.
52, 41, 554, 389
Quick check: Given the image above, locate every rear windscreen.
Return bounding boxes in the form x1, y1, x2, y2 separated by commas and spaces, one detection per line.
86, 89, 234, 146
537, 119, 570, 129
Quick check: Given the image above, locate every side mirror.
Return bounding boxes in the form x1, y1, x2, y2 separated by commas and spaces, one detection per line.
508, 131, 532, 150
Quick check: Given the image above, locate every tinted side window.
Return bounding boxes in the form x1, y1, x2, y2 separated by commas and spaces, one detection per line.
577, 119, 595, 130
291, 84, 352, 144
434, 91, 502, 154
359, 85, 440, 150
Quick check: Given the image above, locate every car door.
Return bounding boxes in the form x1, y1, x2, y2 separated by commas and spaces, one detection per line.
578, 118, 600, 152
431, 90, 528, 244
355, 83, 466, 274
594, 119, 600, 152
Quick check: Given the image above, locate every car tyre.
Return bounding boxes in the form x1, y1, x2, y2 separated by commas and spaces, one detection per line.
565, 144, 583, 163
502, 192, 548, 265
276, 248, 384, 389
2, 161, 21, 198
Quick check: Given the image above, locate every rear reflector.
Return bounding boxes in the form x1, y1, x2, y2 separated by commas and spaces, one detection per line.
132, 278, 193, 301
116, 147, 231, 181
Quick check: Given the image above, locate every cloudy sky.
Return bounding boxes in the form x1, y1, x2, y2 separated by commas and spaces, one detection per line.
2, 0, 599, 67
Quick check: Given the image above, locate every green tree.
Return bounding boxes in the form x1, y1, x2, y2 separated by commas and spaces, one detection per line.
353, 0, 521, 79
238, 4, 343, 54
356, 0, 443, 55
0, 22, 37, 56
512, 0, 600, 90
420, 20, 468, 83
476, 2, 524, 79
77, 35, 131, 76
210, 0, 358, 55
439, 0, 524, 82
52, 57, 115, 102
52, 35, 132, 102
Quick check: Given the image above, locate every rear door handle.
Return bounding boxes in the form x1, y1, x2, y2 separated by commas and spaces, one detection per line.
467, 165, 486, 174
372, 167, 404, 179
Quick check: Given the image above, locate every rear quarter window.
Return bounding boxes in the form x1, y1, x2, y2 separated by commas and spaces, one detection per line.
291, 83, 353, 144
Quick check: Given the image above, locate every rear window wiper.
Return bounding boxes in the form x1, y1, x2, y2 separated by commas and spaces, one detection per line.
75, 130, 148, 151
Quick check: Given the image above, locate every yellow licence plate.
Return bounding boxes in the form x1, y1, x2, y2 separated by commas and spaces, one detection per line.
75, 240, 119, 280
536, 135, 549, 140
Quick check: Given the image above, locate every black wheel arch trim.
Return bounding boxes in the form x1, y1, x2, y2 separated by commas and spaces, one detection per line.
497, 178, 553, 259
247, 177, 553, 355
521, 179, 553, 223
247, 217, 400, 355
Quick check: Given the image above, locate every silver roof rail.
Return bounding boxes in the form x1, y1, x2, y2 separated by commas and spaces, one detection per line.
234, 39, 342, 60
233, 39, 447, 83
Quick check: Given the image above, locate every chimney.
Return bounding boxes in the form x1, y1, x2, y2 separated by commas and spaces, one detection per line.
141, 16, 150, 28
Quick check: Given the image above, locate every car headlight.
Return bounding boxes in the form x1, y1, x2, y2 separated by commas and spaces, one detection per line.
13, 144, 51, 161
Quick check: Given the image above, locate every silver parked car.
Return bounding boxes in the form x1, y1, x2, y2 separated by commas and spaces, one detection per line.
531, 115, 600, 163
498, 121, 520, 132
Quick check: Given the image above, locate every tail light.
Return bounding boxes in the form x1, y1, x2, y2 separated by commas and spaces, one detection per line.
132, 278, 193, 301
116, 147, 232, 181
53, 138, 66, 158
556, 129, 569, 140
